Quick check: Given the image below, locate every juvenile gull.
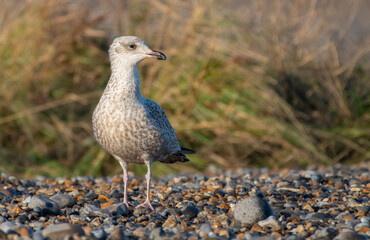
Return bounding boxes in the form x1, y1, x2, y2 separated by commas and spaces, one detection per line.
92, 36, 195, 210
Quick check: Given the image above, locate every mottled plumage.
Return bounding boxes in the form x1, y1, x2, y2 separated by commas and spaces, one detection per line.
92, 36, 195, 210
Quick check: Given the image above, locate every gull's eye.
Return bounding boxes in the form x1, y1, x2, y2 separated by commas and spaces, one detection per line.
128, 43, 136, 50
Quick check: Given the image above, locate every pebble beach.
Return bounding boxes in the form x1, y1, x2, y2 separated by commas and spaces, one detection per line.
0, 163, 369, 239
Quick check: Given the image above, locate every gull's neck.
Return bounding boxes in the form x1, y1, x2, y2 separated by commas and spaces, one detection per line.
103, 57, 142, 102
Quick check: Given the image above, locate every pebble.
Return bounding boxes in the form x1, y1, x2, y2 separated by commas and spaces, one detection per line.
162, 215, 177, 228
109, 189, 124, 199
42, 223, 85, 239
28, 196, 61, 216
305, 212, 327, 222
315, 227, 339, 240
0, 221, 16, 234
199, 223, 213, 236
110, 228, 125, 240
161, 207, 180, 217
104, 203, 129, 216
333, 230, 367, 240
181, 205, 200, 220
92, 228, 107, 239
50, 193, 74, 208
81, 204, 112, 218
234, 196, 272, 225
133, 227, 148, 238
0, 163, 368, 239
258, 216, 281, 229
85, 190, 99, 200
150, 227, 165, 239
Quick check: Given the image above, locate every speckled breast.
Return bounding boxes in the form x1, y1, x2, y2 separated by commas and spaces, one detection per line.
92, 103, 167, 163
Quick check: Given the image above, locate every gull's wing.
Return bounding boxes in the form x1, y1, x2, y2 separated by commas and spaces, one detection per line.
144, 98, 180, 151
144, 98, 196, 162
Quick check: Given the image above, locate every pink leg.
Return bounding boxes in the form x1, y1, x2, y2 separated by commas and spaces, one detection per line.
119, 161, 129, 208
136, 161, 154, 210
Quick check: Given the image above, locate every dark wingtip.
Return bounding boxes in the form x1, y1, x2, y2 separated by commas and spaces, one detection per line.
181, 147, 196, 154
159, 152, 190, 164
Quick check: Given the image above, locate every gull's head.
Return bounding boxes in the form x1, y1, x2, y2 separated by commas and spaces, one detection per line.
109, 36, 166, 65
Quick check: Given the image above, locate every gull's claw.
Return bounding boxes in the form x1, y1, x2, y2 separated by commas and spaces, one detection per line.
136, 200, 154, 211
123, 201, 130, 209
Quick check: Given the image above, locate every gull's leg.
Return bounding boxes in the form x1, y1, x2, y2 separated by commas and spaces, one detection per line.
136, 160, 154, 210
118, 161, 129, 208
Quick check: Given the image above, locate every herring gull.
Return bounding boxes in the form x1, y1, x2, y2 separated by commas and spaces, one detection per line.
92, 36, 195, 210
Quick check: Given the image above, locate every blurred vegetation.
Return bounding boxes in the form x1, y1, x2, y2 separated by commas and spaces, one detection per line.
0, 0, 369, 178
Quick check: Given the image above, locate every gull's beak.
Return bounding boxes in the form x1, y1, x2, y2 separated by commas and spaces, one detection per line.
147, 50, 167, 60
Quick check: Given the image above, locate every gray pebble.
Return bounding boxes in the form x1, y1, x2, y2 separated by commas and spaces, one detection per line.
92, 228, 107, 240
109, 189, 123, 199
150, 227, 165, 239
358, 205, 369, 214
181, 205, 200, 220
0, 221, 16, 234
50, 194, 74, 208
28, 196, 61, 216
334, 230, 367, 240
69, 190, 80, 196
22, 196, 32, 204
311, 174, 322, 182
284, 202, 298, 208
30, 222, 45, 231
234, 196, 272, 225
133, 227, 148, 238
161, 207, 180, 217
285, 172, 301, 181
81, 204, 112, 218
42, 223, 85, 239
183, 182, 202, 189
199, 223, 212, 235
355, 222, 369, 231
33, 230, 46, 240
305, 212, 327, 222
258, 216, 281, 229
360, 216, 370, 224
104, 203, 129, 216
110, 227, 125, 240
317, 200, 329, 207
314, 227, 339, 240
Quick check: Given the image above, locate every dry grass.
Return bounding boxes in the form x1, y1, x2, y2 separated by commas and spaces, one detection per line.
0, 0, 369, 177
